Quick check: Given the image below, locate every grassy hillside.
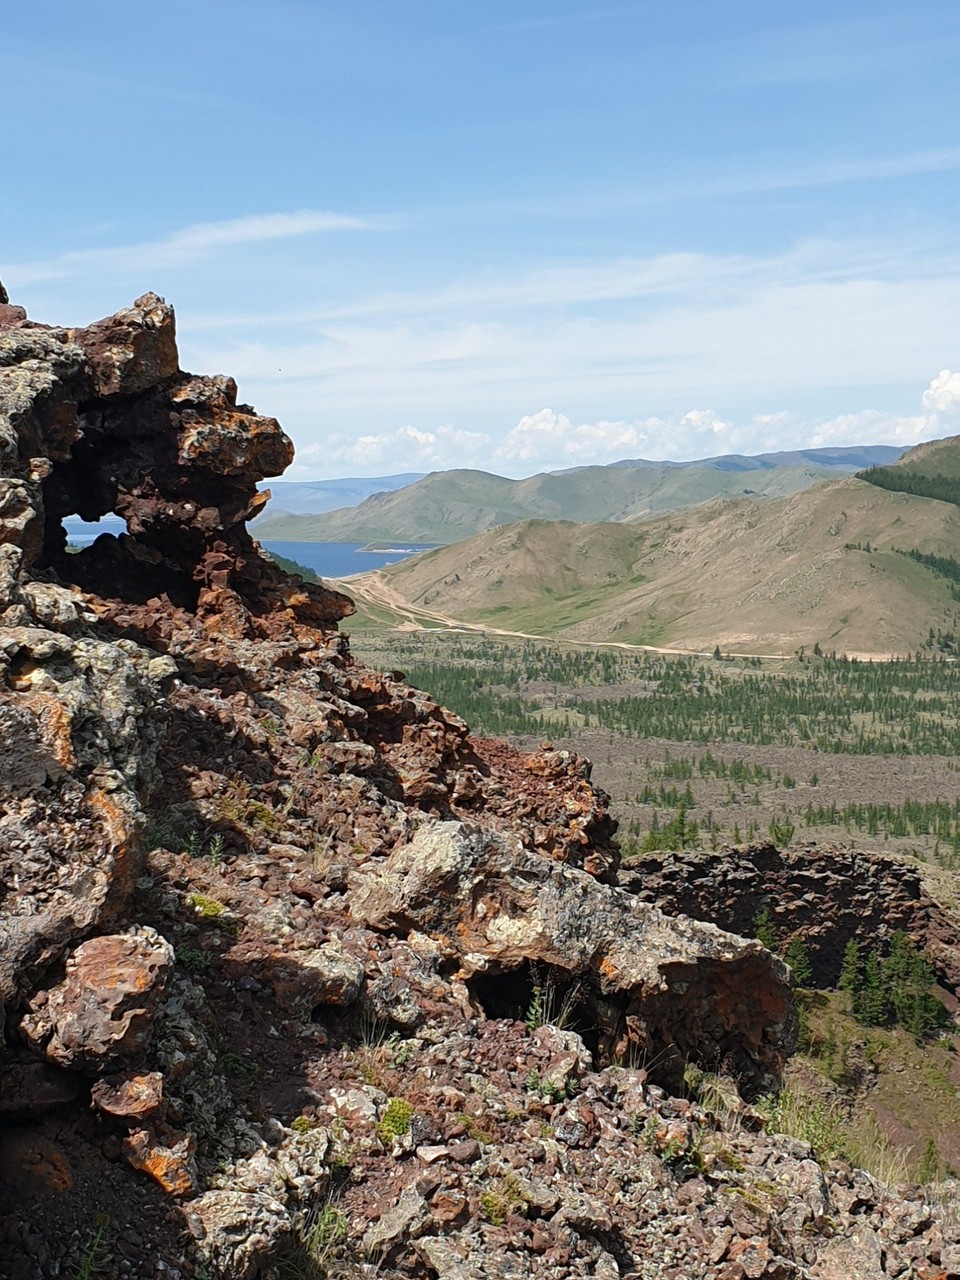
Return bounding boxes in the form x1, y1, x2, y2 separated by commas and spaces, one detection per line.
257, 459, 868, 544
367, 475, 960, 655
894, 434, 960, 481
858, 434, 960, 506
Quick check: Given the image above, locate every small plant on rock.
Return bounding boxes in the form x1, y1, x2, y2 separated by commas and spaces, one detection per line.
479, 1173, 526, 1225
221, 1051, 261, 1081
523, 969, 581, 1031
176, 946, 212, 973
69, 1214, 110, 1280
376, 1097, 414, 1145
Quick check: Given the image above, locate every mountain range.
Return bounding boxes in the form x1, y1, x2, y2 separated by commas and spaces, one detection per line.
254, 445, 904, 543
347, 437, 960, 658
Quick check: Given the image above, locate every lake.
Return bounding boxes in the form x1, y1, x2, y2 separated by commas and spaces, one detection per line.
62, 519, 431, 578
259, 540, 434, 578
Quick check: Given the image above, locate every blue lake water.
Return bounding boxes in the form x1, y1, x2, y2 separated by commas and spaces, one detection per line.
62, 519, 431, 578
259, 540, 434, 578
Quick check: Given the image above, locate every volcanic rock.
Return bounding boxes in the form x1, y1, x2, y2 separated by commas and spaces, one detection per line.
351, 820, 794, 1094
20, 928, 174, 1071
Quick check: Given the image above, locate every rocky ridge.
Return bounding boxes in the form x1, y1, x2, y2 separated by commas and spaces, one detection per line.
622, 843, 960, 994
0, 288, 957, 1279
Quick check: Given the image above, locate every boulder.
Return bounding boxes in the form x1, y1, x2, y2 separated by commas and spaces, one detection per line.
351, 820, 794, 1094
20, 928, 174, 1072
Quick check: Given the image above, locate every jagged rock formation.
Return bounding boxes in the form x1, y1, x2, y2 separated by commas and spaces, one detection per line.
0, 288, 957, 1279
351, 822, 792, 1097
621, 843, 960, 995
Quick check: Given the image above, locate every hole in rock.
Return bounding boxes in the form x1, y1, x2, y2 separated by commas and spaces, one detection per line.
467, 961, 602, 1058
62, 515, 127, 547
35, 412, 208, 609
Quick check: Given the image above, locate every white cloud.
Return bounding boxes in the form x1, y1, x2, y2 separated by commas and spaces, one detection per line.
179, 234, 960, 450
476, 369, 960, 474
8, 210, 374, 286
921, 369, 960, 424
491, 407, 745, 470
291, 423, 492, 477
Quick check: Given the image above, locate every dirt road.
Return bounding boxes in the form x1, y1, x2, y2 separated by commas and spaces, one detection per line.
336, 570, 848, 662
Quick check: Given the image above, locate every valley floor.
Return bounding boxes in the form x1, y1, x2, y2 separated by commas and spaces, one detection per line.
350, 624, 960, 1181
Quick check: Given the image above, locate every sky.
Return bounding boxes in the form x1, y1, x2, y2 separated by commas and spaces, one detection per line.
4, 0, 960, 479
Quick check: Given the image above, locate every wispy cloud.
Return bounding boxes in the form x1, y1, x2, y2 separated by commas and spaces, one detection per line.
400, 146, 960, 228
185, 235, 960, 335
7, 210, 379, 286
711, 148, 960, 197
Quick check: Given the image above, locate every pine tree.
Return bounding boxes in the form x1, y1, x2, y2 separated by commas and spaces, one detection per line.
753, 905, 778, 952
838, 938, 862, 1002
859, 951, 889, 1026
783, 936, 813, 987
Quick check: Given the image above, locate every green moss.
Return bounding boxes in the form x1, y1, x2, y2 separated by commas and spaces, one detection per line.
190, 892, 225, 919
376, 1097, 415, 1145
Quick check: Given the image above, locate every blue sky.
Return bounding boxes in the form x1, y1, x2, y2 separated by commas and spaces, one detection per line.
4, 0, 960, 477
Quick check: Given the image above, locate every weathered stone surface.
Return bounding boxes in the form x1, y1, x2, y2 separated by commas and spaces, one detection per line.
70, 293, 179, 398
0, 304, 27, 327
188, 1188, 293, 1279
621, 842, 960, 993
351, 820, 795, 1094
90, 1071, 164, 1122
123, 1124, 198, 1197
302, 940, 365, 1006
21, 928, 174, 1071
361, 1185, 428, 1254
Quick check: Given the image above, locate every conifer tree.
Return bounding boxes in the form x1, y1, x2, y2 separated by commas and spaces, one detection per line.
783, 936, 813, 987
859, 951, 888, 1026
753, 905, 778, 952
838, 938, 861, 1001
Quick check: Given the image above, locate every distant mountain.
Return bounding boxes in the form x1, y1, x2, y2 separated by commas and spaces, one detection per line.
609, 445, 905, 473
363, 459, 960, 656
254, 444, 907, 544
262, 472, 425, 516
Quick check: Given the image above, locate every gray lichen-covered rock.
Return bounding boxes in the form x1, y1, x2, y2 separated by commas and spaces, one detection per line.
0, 625, 172, 1026
351, 820, 795, 1094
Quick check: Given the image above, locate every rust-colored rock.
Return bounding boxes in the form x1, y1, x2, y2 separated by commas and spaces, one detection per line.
90, 1071, 164, 1122
70, 293, 179, 398
123, 1124, 197, 1197
20, 929, 174, 1072
0, 303, 27, 328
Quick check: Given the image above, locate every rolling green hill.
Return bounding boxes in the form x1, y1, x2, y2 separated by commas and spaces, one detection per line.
255, 448, 899, 545
362, 472, 960, 656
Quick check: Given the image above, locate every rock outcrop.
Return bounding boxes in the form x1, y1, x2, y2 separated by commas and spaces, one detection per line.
0, 286, 956, 1279
621, 842, 960, 994
351, 821, 793, 1096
